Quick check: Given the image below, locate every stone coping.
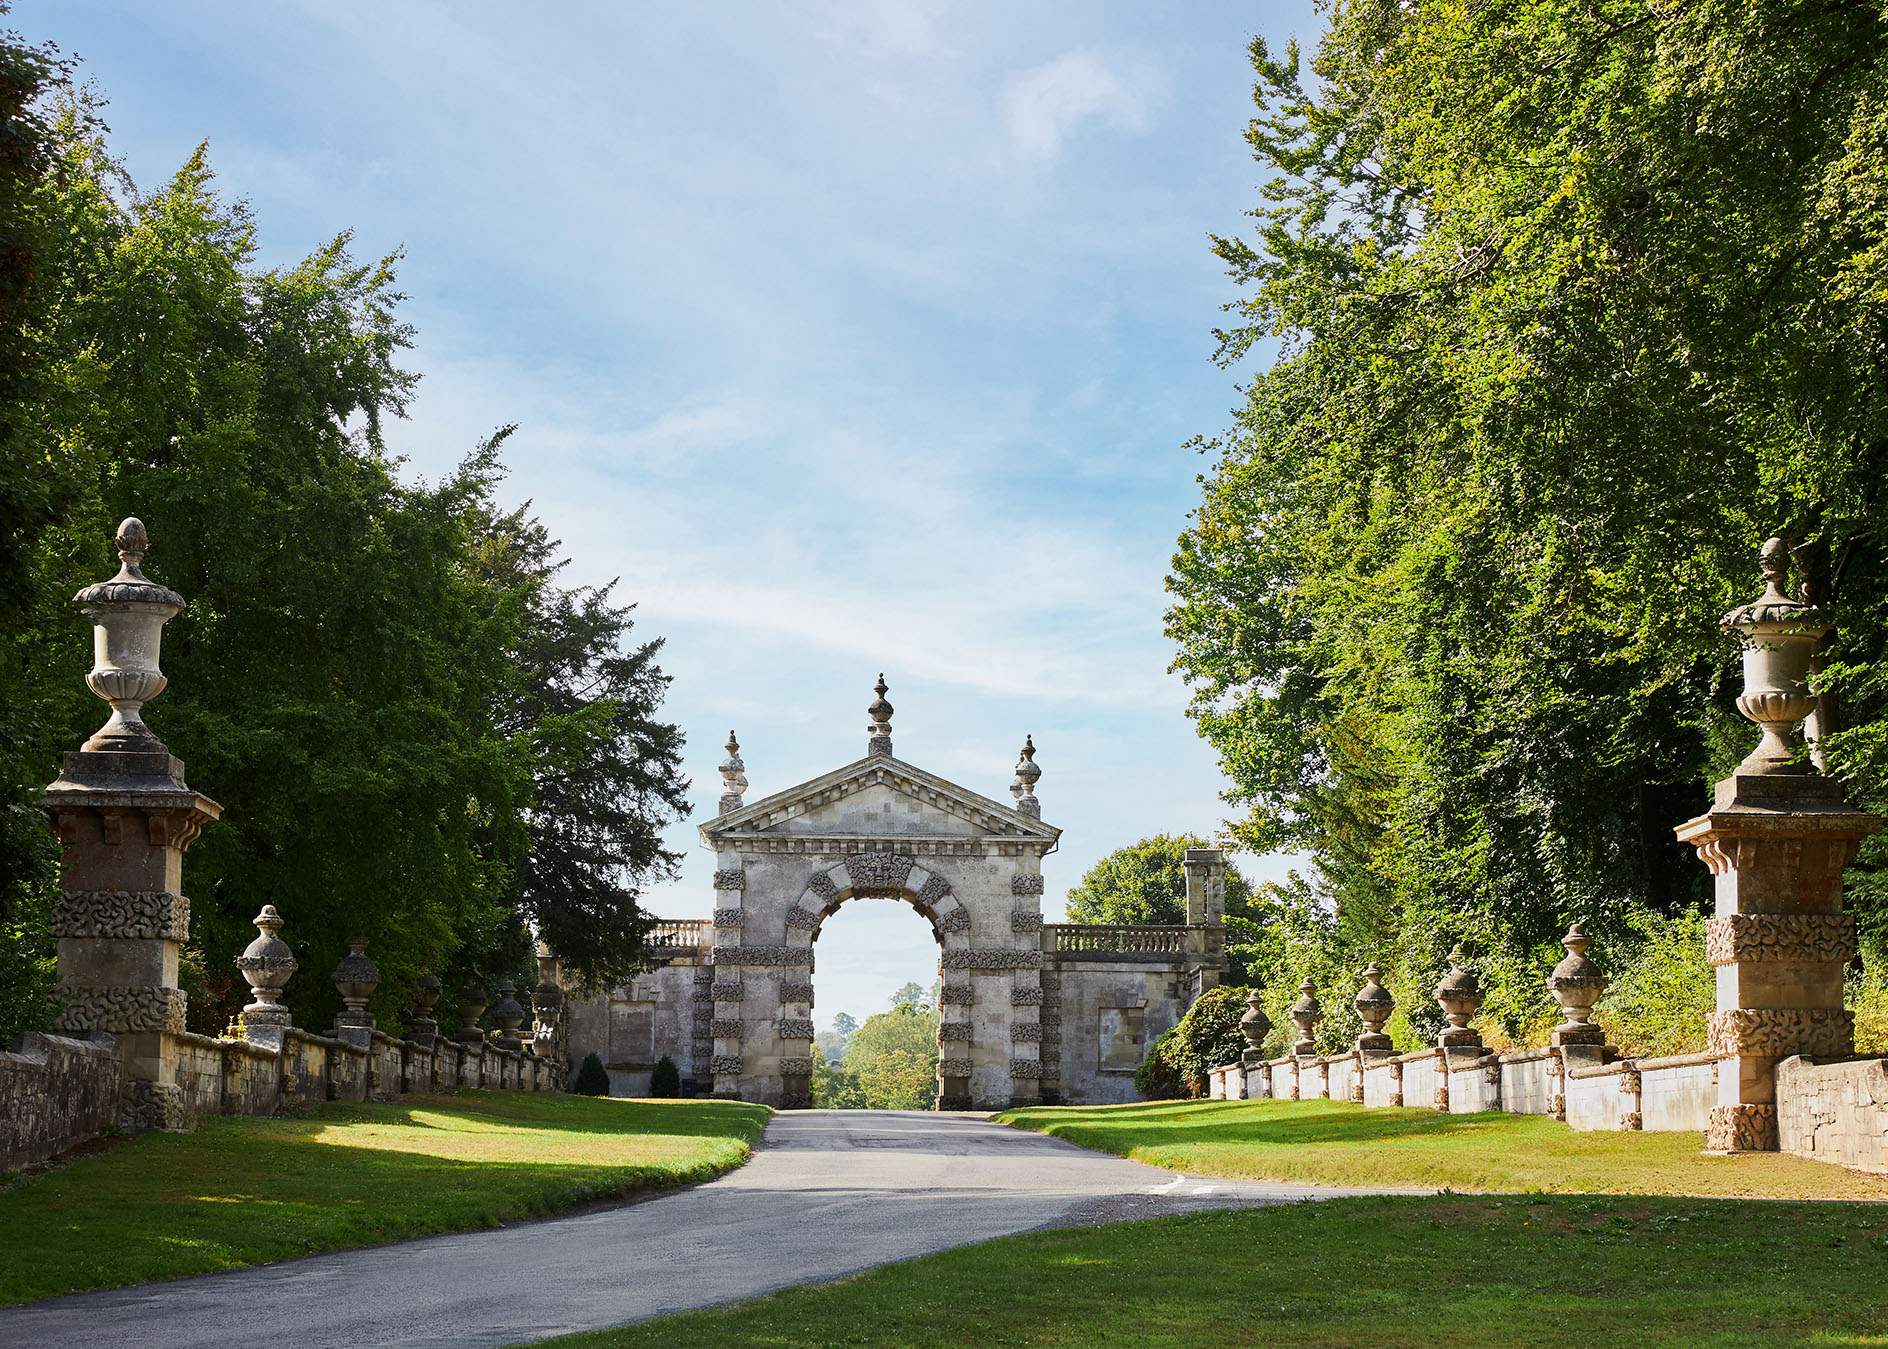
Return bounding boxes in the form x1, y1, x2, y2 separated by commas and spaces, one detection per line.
174, 1030, 277, 1059
3, 1030, 118, 1065
1568, 1049, 1720, 1080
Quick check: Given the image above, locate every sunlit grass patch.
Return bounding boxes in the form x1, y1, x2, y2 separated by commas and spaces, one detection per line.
995, 1097, 1888, 1198
0, 1091, 768, 1306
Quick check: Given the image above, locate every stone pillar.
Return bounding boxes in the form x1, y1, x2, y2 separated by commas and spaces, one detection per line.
1183, 848, 1227, 994
1676, 539, 1880, 1152
329, 936, 379, 1049
1354, 962, 1395, 1056
530, 943, 566, 1076
1289, 978, 1322, 1057
41, 519, 221, 1131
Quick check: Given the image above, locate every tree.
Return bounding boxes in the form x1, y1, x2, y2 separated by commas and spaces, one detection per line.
1064, 834, 1253, 926
1134, 986, 1251, 1100
573, 1052, 610, 1097
649, 1054, 681, 1098
1167, 3, 1888, 1039
889, 981, 927, 1010
811, 1042, 864, 1108
816, 1011, 858, 1065
831, 1012, 859, 1037
1, 102, 687, 1037
845, 998, 939, 1110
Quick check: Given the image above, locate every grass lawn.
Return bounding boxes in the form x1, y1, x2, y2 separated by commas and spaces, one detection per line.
530, 1194, 1888, 1348
0, 1090, 769, 1306
995, 1097, 1888, 1198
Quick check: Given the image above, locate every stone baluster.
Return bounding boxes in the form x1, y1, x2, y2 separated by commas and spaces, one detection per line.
718, 732, 747, 815
491, 979, 526, 1052
1676, 537, 1880, 1152
455, 976, 488, 1046
1434, 945, 1484, 1052
1009, 735, 1041, 818
1354, 961, 1395, 1055
329, 935, 379, 1048
42, 518, 222, 1132
1239, 981, 1272, 1070
1547, 923, 1608, 1051
407, 969, 443, 1048
235, 905, 297, 1048
867, 675, 894, 758
1289, 978, 1322, 1057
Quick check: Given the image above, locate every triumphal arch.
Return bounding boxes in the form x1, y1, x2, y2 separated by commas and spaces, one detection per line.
566, 678, 1228, 1108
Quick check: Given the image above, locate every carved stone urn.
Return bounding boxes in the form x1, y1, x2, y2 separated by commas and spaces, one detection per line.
236, 905, 297, 1030
1547, 923, 1608, 1047
408, 968, 443, 1045
1289, 977, 1322, 1057
1239, 982, 1272, 1067
491, 979, 526, 1051
1433, 946, 1484, 1050
1354, 962, 1395, 1053
718, 731, 748, 814
1723, 537, 1829, 775
74, 518, 187, 753
330, 936, 380, 1035
455, 976, 488, 1045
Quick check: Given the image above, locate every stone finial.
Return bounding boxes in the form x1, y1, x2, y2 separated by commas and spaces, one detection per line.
235, 904, 296, 1029
1722, 537, 1830, 775
74, 516, 188, 753
1010, 735, 1041, 818
1289, 977, 1322, 1056
491, 979, 526, 1051
409, 969, 443, 1044
718, 731, 748, 814
1434, 945, 1484, 1050
456, 975, 488, 1045
1547, 922, 1609, 1046
330, 936, 380, 1035
1239, 981, 1272, 1065
532, 942, 565, 1060
1354, 961, 1395, 1052
867, 674, 894, 757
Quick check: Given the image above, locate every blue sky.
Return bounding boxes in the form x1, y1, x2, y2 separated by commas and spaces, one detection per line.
19, 0, 1319, 1029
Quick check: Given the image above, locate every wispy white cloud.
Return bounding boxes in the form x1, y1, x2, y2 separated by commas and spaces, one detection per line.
1006, 50, 1152, 159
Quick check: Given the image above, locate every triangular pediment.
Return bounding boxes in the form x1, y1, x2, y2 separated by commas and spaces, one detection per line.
701, 755, 1059, 846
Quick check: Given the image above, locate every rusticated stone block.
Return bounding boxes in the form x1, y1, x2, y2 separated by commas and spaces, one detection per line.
1010, 912, 1043, 934
934, 908, 970, 932
1011, 1023, 1042, 1042
780, 981, 816, 1003
1705, 912, 1855, 966
1008, 1058, 1043, 1079
49, 890, 189, 941
712, 908, 745, 928
807, 872, 839, 903
777, 1018, 816, 1040
845, 852, 914, 891
938, 1022, 973, 1041
710, 1054, 743, 1074
778, 1057, 813, 1075
784, 906, 820, 930
941, 948, 1040, 970
710, 1019, 744, 1037
1010, 874, 1045, 895
1010, 986, 1044, 1005
939, 1058, 974, 1078
55, 985, 185, 1035
939, 984, 973, 1004
1707, 1103, 1778, 1152
712, 869, 747, 891
713, 945, 809, 967
711, 981, 744, 1001
1707, 1008, 1853, 1057
918, 874, 951, 906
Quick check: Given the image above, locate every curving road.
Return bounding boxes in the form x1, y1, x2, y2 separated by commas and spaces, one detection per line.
0, 1110, 1402, 1348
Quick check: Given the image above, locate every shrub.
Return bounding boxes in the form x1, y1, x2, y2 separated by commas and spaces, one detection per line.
649, 1054, 680, 1098
1135, 987, 1253, 1099
1595, 908, 1714, 1057
572, 1051, 611, 1096
1134, 1029, 1189, 1100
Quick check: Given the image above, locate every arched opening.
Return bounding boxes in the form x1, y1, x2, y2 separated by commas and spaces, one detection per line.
807, 894, 943, 1108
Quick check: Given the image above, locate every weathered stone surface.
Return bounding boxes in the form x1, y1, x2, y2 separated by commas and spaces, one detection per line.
1707, 1103, 1778, 1152
934, 908, 970, 932
939, 1022, 973, 1041
55, 985, 185, 1035
1010, 874, 1044, 896
1778, 1054, 1888, 1173
710, 1054, 743, 1074
1704, 913, 1855, 966
940, 984, 974, 1004
48, 890, 189, 941
1008, 1058, 1042, 1079
0, 1032, 122, 1170
1010, 1023, 1042, 1042
1010, 986, 1044, 1005
712, 945, 809, 967
711, 981, 744, 1001
1010, 912, 1043, 934
780, 981, 815, 1003
1706, 1008, 1854, 1057
711, 908, 745, 928
941, 948, 1040, 970
783, 906, 820, 930
844, 852, 915, 891
807, 872, 839, 904
777, 1018, 816, 1040
938, 1058, 974, 1077
778, 1056, 813, 1075
918, 874, 951, 906
709, 1019, 744, 1037
712, 869, 747, 891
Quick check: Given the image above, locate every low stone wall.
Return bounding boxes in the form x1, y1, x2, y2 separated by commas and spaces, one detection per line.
2, 1024, 556, 1171
1778, 1055, 1888, 1174
1, 1032, 122, 1170
1214, 1043, 1738, 1144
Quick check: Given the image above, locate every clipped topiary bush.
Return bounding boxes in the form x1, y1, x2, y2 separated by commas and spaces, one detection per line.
573, 1051, 611, 1096
650, 1054, 681, 1098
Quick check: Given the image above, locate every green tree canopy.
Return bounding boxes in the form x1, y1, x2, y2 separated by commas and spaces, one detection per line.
1, 96, 688, 1038
1064, 834, 1253, 926
1167, 0, 1888, 1038
844, 998, 939, 1110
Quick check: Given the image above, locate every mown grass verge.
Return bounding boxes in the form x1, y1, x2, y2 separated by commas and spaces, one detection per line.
530, 1194, 1888, 1348
0, 1090, 769, 1305
995, 1097, 1888, 1198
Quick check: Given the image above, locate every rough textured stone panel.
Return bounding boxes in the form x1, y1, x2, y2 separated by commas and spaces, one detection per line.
784, 906, 820, 930
710, 1019, 745, 1037
807, 872, 840, 904
1008, 1058, 1043, 1079
939, 1021, 973, 1041
710, 1054, 743, 1074
712, 908, 745, 928
778, 1056, 813, 1075
939, 1058, 974, 1077
711, 981, 744, 1001
1010, 912, 1043, 934
1010, 986, 1045, 1005
940, 984, 974, 1005
55, 985, 185, 1035
845, 852, 915, 891
1707, 1008, 1853, 1056
1011, 1023, 1042, 1042
918, 874, 951, 906
713, 945, 810, 967
1707, 1102, 1778, 1151
934, 908, 970, 932
780, 981, 816, 1003
712, 869, 747, 891
49, 890, 189, 941
1011, 874, 1045, 896
941, 948, 1040, 970
777, 1018, 816, 1040
1705, 913, 1855, 966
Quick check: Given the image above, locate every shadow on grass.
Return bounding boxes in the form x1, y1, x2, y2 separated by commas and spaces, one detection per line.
1008, 1097, 1500, 1146
0, 1091, 769, 1307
